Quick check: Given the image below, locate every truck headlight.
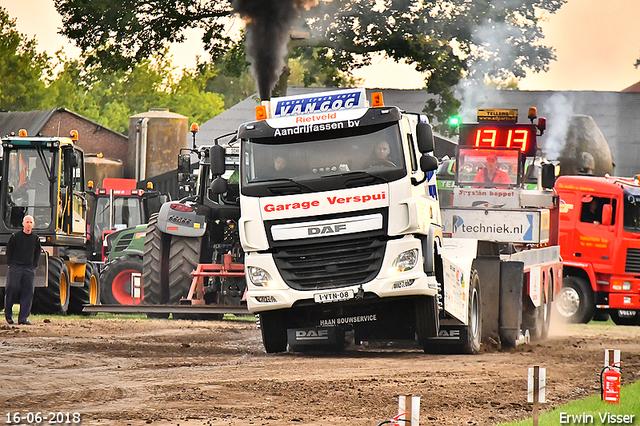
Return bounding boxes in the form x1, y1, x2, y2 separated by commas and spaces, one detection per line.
393, 249, 419, 272
247, 266, 273, 287
623, 281, 632, 291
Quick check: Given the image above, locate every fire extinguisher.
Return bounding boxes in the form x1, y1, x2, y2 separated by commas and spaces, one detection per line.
600, 362, 621, 404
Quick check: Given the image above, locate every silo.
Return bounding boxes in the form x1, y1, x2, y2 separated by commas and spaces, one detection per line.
127, 109, 189, 180
84, 154, 123, 189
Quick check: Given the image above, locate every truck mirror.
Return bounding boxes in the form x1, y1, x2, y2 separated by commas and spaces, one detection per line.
416, 122, 434, 153
602, 204, 612, 226
420, 154, 438, 173
177, 154, 191, 174
209, 176, 228, 195
540, 163, 556, 189
209, 145, 226, 176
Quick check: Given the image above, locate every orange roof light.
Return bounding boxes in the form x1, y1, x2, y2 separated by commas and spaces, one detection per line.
18, 129, 27, 137
87, 180, 94, 190
255, 105, 268, 121
69, 130, 79, 141
190, 122, 199, 133
528, 107, 538, 121
371, 92, 384, 107
147, 181, 154, 190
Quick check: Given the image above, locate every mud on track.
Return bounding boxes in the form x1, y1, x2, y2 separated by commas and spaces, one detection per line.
1, 317, 639, 426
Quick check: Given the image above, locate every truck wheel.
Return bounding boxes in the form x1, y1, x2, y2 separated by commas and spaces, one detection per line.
555, 277, 595, 323
68, 261, 100, 315
167, 236, 201, 304
460, 270, 482, 354
610, 310, 640, 326
416, 295, 439, 344
523, 284, 552, 341
259, 310, 288, 353
32, 257, 70, 315
100, 256, 142, 305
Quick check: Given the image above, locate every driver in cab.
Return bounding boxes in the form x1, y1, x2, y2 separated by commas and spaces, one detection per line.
474, 154, 511, 185
367, 141, 396, 167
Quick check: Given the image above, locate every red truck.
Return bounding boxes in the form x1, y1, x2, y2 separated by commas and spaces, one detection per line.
555, 175, 640, 325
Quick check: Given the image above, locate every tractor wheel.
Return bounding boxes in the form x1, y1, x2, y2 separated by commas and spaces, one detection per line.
142, 214, 170, 318
100, 256, 142, 305
142, 214, 167, 305
68, 261, 100, 315
554, 277, 595, 324
167, 236, 201, 304
32, 257, 70, 315
259, 310, 288, 353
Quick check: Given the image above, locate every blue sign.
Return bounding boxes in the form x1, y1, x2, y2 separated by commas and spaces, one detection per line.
273, 90, 364, 117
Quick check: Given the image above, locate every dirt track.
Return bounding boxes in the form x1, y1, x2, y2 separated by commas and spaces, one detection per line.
1, 316, 639, 426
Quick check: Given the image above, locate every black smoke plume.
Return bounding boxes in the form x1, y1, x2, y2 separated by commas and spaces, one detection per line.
233, 0, 315, 100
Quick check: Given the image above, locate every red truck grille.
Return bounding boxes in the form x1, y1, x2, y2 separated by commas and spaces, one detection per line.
625, 248, 640, 274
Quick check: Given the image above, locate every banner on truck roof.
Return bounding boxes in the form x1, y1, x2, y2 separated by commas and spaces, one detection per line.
271, 88, 367, 118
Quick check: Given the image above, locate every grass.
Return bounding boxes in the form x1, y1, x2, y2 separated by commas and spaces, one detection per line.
2, 306, 255, 322
502, 380, 640, 426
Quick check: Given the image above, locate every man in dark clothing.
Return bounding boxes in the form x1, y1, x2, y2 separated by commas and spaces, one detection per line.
4, 215, 41, 325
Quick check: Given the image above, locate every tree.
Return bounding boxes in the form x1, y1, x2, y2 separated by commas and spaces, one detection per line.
0, 7, 53, 111
55, 0, 564, 130
49, 50, 225, 135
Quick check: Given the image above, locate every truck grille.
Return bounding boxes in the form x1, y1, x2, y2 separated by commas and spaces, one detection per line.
272, 236, 386, 290
625, 248, 640, 274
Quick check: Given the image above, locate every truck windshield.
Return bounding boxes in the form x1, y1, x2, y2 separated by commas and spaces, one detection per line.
241, 122, 405, 195
623, 190, 640, 232
4, 148, 54, 229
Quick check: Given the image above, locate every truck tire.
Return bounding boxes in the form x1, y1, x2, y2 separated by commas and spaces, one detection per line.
68, 261, 100, 315
100, 256, 142, 305
523, 281, 552, 341
167, 236, 201, 304
32, 257, 70, 315
461, 270, 482, 354
555, 276, 595, 323
416, 295, 439, 343
610, 310, 640, 326
259, 310, 288, 353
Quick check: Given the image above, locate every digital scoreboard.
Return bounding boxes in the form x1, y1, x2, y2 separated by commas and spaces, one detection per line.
458, 123, 538, 157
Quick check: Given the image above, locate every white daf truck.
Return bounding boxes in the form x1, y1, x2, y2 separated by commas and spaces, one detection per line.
237, 88, 462, 353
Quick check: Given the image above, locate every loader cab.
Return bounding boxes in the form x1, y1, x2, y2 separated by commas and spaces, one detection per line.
0, 133, 87, 244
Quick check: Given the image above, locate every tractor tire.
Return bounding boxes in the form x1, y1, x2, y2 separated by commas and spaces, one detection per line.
32, 257, 70, 315
68, 261, 100, 315
100, 256, 142, 305
259, 310, 288, 354
554, 276, 595, 324
167, 236, 201, 304
0, 287, 4, 312
142, 214, 167, 305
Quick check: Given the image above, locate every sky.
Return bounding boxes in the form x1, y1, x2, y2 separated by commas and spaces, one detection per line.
2, 0, 640, 91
